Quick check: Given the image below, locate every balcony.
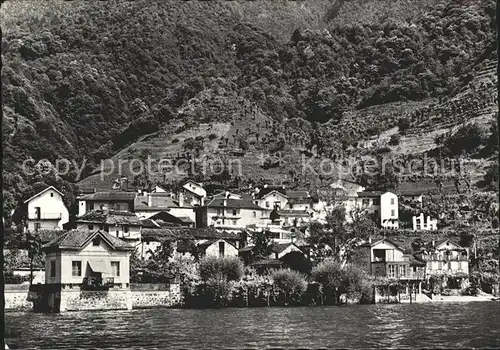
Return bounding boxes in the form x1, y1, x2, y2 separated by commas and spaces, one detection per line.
422, 254, 468, 262
82, 276, 115, 290
28, 212, 62, 220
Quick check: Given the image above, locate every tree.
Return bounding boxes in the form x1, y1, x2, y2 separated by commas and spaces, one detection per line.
311, 260, 365, 305
271, 269, 307, 305
250, 230, 273, 263
398, 117, 410, 133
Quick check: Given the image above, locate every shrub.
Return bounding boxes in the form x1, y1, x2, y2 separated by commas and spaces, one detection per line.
389, 134, 401, 146
4, 271, 31, 284
208, 133, 217, 140
271, 269, 307, 305
171, 138, 179, 144
398, 117, 410, 132
311, 260, 365, 304
198, 256, 244, 282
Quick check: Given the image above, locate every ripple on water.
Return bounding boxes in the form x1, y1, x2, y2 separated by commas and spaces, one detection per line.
5, 302, 500, 349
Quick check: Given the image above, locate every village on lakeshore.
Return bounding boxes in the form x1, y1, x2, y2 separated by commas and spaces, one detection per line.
4, 176, 499, 312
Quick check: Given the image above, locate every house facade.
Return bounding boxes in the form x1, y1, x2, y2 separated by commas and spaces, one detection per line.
76, 210, 142, 245
181, 180, 207, 206
24, 186, 70, 232
195, 197, 268, 229
356, 239, 426, 281
78, 191, 136, 216
134, 192, 195, 221
352, 191, 399, 229
412, 213, 438, 231
43, 229, 134, 288
417, 239, 469, 276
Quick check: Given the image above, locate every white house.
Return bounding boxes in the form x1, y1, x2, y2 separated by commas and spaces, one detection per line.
134, 192, 195, 221
181, 180, 206, 206
197, 239, 239, 259
78, 191, 136, 216
195, 197, 269, 229
76, 210, 143, 246
24, 186, 70, 232
43, 229, 134, 289
353, 191, 399, 229
412, 213, 438, 231
257, 190, 288, 210
417, 239, 469, 276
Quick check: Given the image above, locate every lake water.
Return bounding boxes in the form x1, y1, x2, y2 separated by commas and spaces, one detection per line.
5, 302, 500, 349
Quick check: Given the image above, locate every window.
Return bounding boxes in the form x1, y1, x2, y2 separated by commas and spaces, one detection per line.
116, 231, 119, 237
266, 201, 270, 208
50, 192, 54, 197
399, 265, 407, 277
111, 261, 120, 277
72, 261, 82, 276
388, 265, 396, 278
391, 198, 395, 205
391, 209, 395, 217
373, 199, 380, 205
34, 223, 41, 230
253, 211, 256, 218
219, 242, 225, 258
124, 225, 129, 233
217, 208, 222, 215
89, 203, 94, 210
92, 238, 100, 246
374, 210, 379, 216
88, 224, 94, 231
362, 199, 369, 206
50, 261, 56, 277
232, 220, 237, 225
232, 209, 237, 216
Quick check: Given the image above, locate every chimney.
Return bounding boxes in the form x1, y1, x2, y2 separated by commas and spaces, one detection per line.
147, 194, 152, 207
178, 192, 184, 208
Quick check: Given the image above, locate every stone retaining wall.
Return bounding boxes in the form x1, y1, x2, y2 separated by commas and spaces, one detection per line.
61, 289, 133, 312
131, 283, 182, 308
4, 289, 32, 311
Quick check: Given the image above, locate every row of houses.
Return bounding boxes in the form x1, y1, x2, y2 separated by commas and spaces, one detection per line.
24, 179, 437, 237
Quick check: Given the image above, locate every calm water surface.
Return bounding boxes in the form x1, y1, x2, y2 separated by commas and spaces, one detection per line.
5, 302, 500, 349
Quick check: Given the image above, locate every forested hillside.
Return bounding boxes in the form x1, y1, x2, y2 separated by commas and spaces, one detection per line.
2, 0, 497, 216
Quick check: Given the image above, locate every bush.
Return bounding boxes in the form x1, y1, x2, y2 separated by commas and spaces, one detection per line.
208, 133, 217, 140
171, 138, 180, 144
199, 256, 244, 282
389, 134, 401, 146
311, 260, 365, 304
271, 269, 307, 305
398, 118, 410, 132
4, 271, 31, 284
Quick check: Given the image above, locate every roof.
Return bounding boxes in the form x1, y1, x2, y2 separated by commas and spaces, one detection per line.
79, 191, 136, 202
258, 188, 287, 199
149, 211, 194, 226
77, 210, 143, 226
42, 229, 135, 252
141, 227, 240, 242
271, 242, 301, 255
134, 194, 192, 211
435, 239, 462, 249
251, 258, 282, 266
356, 191, 384, 198
277, 210, 311, 218
24, 186, 64, 203
286, 190, 310, 199
197, 239, 236, 253
141, 219, 160, 228
359, 238, 404, 252
34, 230, 66, 244
205, 198, 262, 210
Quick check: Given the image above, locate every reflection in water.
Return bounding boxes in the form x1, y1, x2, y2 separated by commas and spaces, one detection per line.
5, 302, 500, 349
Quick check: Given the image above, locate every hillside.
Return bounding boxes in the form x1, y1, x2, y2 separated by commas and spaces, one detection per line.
2, 0, 498, 213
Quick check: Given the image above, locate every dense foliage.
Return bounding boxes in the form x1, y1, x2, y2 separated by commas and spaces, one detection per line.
2, 0, 496, 211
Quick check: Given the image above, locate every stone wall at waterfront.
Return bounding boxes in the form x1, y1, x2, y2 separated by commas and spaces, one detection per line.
26, 283, 182, 312
4, 285, 32, 311
60, 288, 133, 311
131, 283, 182, 308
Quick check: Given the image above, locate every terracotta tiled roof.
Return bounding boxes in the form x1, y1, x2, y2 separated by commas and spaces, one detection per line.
356, 191, 384, 197
277, 210, 311, 218
77, 210, 143, 226
42, 229, 135, 251
141, 227, 239, 241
